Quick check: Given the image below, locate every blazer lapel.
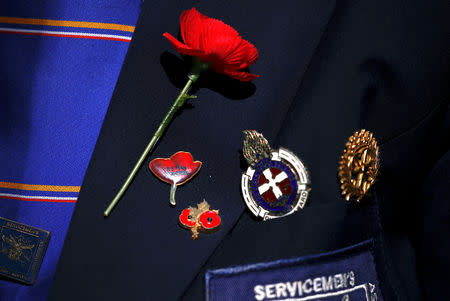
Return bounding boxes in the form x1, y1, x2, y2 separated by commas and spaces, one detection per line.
50, 1, 336, 300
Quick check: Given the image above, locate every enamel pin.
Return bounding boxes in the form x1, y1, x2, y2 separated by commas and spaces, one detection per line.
149, 151, 202, 206
179, 200, 221, 239
338, 129, 379, 202
241, 130, 310, 220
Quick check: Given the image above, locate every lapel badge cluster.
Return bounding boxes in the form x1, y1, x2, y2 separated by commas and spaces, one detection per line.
149, 151, 202, 206
241, 130, 310, 220
103, 7, 259, 217
338, 129, 379, 202
179, 200, 221, 239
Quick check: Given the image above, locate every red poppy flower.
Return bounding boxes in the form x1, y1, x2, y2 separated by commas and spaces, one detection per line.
163, 7, 259, 81
179, 208, 197, 228
198, 210, 221, 229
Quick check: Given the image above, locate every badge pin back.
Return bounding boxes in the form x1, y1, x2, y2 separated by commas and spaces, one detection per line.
241, 130, 310, 221
149, 151, 202, 206
179, 200, 221, 239
338, 129, 379, 202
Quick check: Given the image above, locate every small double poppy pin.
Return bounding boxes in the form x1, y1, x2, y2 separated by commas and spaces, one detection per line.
179, 200, 221, 239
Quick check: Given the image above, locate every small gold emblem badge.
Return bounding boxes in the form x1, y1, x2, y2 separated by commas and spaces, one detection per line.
338, 129, 379, 202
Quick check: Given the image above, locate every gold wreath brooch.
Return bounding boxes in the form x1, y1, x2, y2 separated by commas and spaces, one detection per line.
338, 129, 379, 202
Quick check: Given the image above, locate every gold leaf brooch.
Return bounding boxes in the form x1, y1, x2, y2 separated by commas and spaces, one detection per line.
338, 129, 379, 202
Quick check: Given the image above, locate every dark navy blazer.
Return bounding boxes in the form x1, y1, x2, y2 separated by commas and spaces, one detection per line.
49, 1, 450, 300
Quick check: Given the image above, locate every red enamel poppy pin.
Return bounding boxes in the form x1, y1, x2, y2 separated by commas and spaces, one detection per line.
149, 151, 202, 206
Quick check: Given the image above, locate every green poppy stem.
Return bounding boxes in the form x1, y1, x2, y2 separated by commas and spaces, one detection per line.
104, 72, 199, 217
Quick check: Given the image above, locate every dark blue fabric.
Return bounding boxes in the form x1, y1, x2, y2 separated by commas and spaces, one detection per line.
49, 0, 450, 300
206, 240, 381, 301
417, 150, 450, 300
49, 1, 337, 300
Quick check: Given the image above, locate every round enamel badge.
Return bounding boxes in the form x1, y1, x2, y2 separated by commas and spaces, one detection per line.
241, 131, 310, 220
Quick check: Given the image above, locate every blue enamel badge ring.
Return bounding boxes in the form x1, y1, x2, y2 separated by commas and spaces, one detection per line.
241, 130, 310, 220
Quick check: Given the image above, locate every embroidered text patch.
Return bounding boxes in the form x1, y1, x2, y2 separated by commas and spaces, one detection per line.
206, 240, 381, 301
